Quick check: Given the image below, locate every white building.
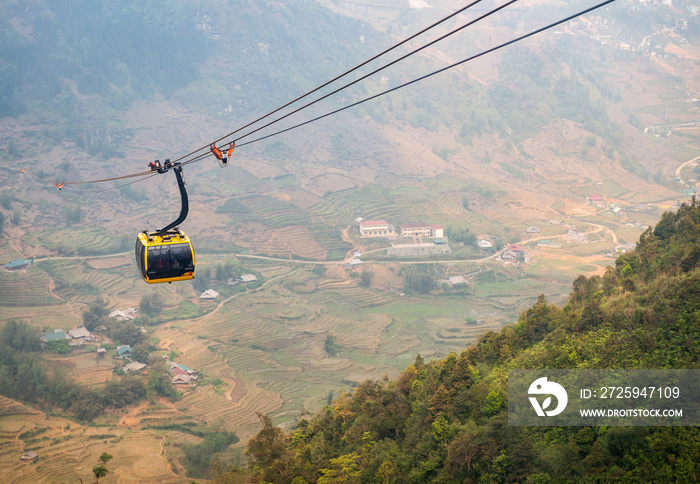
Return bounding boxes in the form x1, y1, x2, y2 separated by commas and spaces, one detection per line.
200, 289, 219, 299
109, 307, 139, 321
568, 230, 588, 243
238, 274, 258, 283
359, 220, 396, 237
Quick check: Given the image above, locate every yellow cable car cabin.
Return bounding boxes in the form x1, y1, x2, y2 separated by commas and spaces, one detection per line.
135, 229, 195, 284
135, 161, 195, 284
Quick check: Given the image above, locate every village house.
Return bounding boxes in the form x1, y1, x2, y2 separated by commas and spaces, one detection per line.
41, 330, 68, 344
199, 289, 219, 299
66, 327, 94, 346
448, 276, 467, 285
20, 451, 38, 462
124, 361, 147, 372
568, 230, 588, 243
3, 258, 32, 271
116, 345, 132, 358
109, 307, 139, 321
359, 220, 396, 237
501, 250, 519, 261
478, 240, 493, 248
172, 373, 196, 386
168, 361, 198, 386
238, 274, 258, 283
526, 226, 540, 234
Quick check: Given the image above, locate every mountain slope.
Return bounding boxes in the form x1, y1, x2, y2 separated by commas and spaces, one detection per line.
236, 200, 700, 483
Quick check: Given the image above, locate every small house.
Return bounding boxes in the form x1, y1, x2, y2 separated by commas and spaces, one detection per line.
238, 274, 258, 283
199, 289, 219, 299
4, 259, 31, 271
41, 331, 68, 343
124, 361, 147, 372
172, 374, 196, 386
448, 276, 467, 285
116, 345, 132, 358
20, 451, 38, 462
109, 307, 139, 321
478, 240, 492, 248
568, 230, 588, 243
526, 226, 540, 234
96, 348, 107, 359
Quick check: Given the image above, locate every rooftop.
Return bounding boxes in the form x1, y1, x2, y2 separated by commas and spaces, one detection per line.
4, 259, 30, 269
199, 289, 219, 299
68, 327, 91, 339
360, 220, 389, 227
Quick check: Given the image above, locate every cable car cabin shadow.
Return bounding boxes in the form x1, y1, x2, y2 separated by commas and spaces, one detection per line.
135, 229, 195, 284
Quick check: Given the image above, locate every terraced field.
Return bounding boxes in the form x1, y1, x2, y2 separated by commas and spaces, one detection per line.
0, 396, 182, 483
234, 194, 312, 227
26, 226, 130, 256
0, 266, 59, 307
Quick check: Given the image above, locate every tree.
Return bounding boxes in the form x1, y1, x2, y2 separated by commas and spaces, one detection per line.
324, 334, 340, 357
360, 270, 374, 288
82, 298, 108, 331
111, 324, 146, 347
131, 343, 151, 364
139, 293, 164, 316
92, 452, 113, 483
246, 413, 290, 475
92, 465, 108, 483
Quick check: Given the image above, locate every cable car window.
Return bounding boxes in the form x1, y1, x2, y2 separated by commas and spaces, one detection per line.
169, 244, 193, 273
147, 248, 170, 279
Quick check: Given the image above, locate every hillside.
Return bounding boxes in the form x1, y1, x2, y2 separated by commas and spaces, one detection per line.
235, 199, 700, 484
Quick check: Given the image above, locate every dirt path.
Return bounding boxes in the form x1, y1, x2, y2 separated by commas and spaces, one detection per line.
118, 401, 150, 429
188, 268, 302, 324
675, 153, 700, 179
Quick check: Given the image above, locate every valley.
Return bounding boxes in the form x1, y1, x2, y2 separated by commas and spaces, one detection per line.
0, 0, 699, 481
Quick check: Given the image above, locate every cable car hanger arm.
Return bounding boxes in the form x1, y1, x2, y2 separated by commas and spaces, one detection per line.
154, 160, 189, 235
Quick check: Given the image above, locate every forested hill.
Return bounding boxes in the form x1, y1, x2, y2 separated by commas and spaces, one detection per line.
230, 201, 700, 483
0, 0, 382, 157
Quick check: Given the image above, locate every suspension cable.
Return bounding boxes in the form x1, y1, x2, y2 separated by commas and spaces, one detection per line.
234, 0, 617, 149
172, 0, 488, 164
225, 0, 519, 147
18, 0, 617, 188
